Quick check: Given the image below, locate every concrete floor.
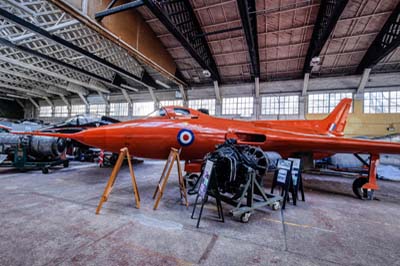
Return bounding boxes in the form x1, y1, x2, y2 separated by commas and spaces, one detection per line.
0, 160, 400, 266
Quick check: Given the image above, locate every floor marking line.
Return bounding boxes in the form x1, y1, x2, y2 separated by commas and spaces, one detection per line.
198, 234, 218, 264
264, 218, 335, 233
280, 208, 288, 251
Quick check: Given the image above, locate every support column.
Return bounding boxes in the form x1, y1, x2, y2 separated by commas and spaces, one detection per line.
213, 80, 221, 104
299, 96, 306, 119
78, 94, 90, 114
60, 95, 71, 115
16, 99, 24, 108
98, 91, 110, 116
148, 87, 159, 108
254, 77, 260, 119
302, 73, 310, 96
121, 89, 133, 119
179, 84, 188, 107
254, 96, 261, 120
357, 68, 371, 94
44, 97, 54, 116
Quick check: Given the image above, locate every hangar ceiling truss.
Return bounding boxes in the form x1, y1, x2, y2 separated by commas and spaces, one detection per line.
303, 0, 349, 74
0, 0, 163, 101
357, 2, 400, 73
237, 0, 259, 79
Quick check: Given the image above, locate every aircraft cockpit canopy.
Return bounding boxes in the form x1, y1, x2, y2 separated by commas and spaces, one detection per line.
146, 106, 203, 119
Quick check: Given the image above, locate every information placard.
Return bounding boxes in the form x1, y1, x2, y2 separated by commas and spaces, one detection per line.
277, 169, 288, 184
198, 160, 213, 201
288, 158, 301, 186
271, 159, 293, 209
191, 160, 224, 228
288, 157, 305, 203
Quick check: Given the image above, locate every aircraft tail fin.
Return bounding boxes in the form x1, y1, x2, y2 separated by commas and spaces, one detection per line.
322, 98, 352, 136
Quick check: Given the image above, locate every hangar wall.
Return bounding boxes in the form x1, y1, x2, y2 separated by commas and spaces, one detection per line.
25, 72, 400, 138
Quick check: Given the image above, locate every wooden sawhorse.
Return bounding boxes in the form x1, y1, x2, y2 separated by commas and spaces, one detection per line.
153, 148, 188, 210
96, 147, 140, 214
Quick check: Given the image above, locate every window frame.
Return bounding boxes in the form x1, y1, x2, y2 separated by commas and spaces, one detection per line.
261, 95, 299, 115
70, 104, 86, 116
110, 102, 128, 117
39, 106, 52, 117
159, 100, 184, 107
89, 104, 106, 116
222, 97, 254, 117
308, 92, 353, 114
363, 90, 400, 114
54, 105, 68, 117
132, 101, 155, 116
188, 98, 216, 115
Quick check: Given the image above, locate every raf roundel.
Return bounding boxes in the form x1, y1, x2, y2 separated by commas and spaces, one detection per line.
177, 129, 195, 147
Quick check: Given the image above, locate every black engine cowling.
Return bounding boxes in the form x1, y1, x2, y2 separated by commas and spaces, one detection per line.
205, 139, 268, 197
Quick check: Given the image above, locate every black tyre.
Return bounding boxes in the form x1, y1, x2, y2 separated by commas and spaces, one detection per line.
63, 160, 69, 168
187, 174, 199, 187
352, 177, 368, 199
42, 167, 49, 174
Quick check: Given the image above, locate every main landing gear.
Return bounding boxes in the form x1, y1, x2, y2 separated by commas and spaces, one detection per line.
352, 154, 379, 200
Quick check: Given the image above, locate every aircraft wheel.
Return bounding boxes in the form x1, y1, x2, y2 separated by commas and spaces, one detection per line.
240, 212, 251, 223
272, 201, 281, 211
42, 167, 49, 174
186, 173, 199, 188
63, 160, 69, 168
352, 177, 368, 199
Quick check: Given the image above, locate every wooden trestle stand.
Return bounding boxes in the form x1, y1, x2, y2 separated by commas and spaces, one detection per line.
96, 148, 140, 214
153, 148, 188, 210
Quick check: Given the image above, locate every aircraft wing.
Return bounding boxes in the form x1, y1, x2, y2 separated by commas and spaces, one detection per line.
262, 128, 400, 155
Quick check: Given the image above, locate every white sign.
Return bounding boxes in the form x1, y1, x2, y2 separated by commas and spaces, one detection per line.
277, 169, 287, 183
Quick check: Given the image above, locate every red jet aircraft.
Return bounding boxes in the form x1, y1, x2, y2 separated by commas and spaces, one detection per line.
25, 98, 400, 198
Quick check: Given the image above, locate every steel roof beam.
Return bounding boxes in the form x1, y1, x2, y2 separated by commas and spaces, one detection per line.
144, 0, 220, 82
356, 3, 400, 73
0, 75, 58, 96
44, 97, 54, 107
28, 97, 40, 109
0, 7, 160, 90
95, 0, 145, 21
303, 0, 349, 74
0, 55, 107, 94
0, 83, 50, 98
59, 94, 71, 108
237, 0, 260, 79
121, 89, 132, 105
10, 19, 79, 43
0, 96, 14, 101
0, 68, 87, 95
0, 37, 113, 93
16, 99, 24, 108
